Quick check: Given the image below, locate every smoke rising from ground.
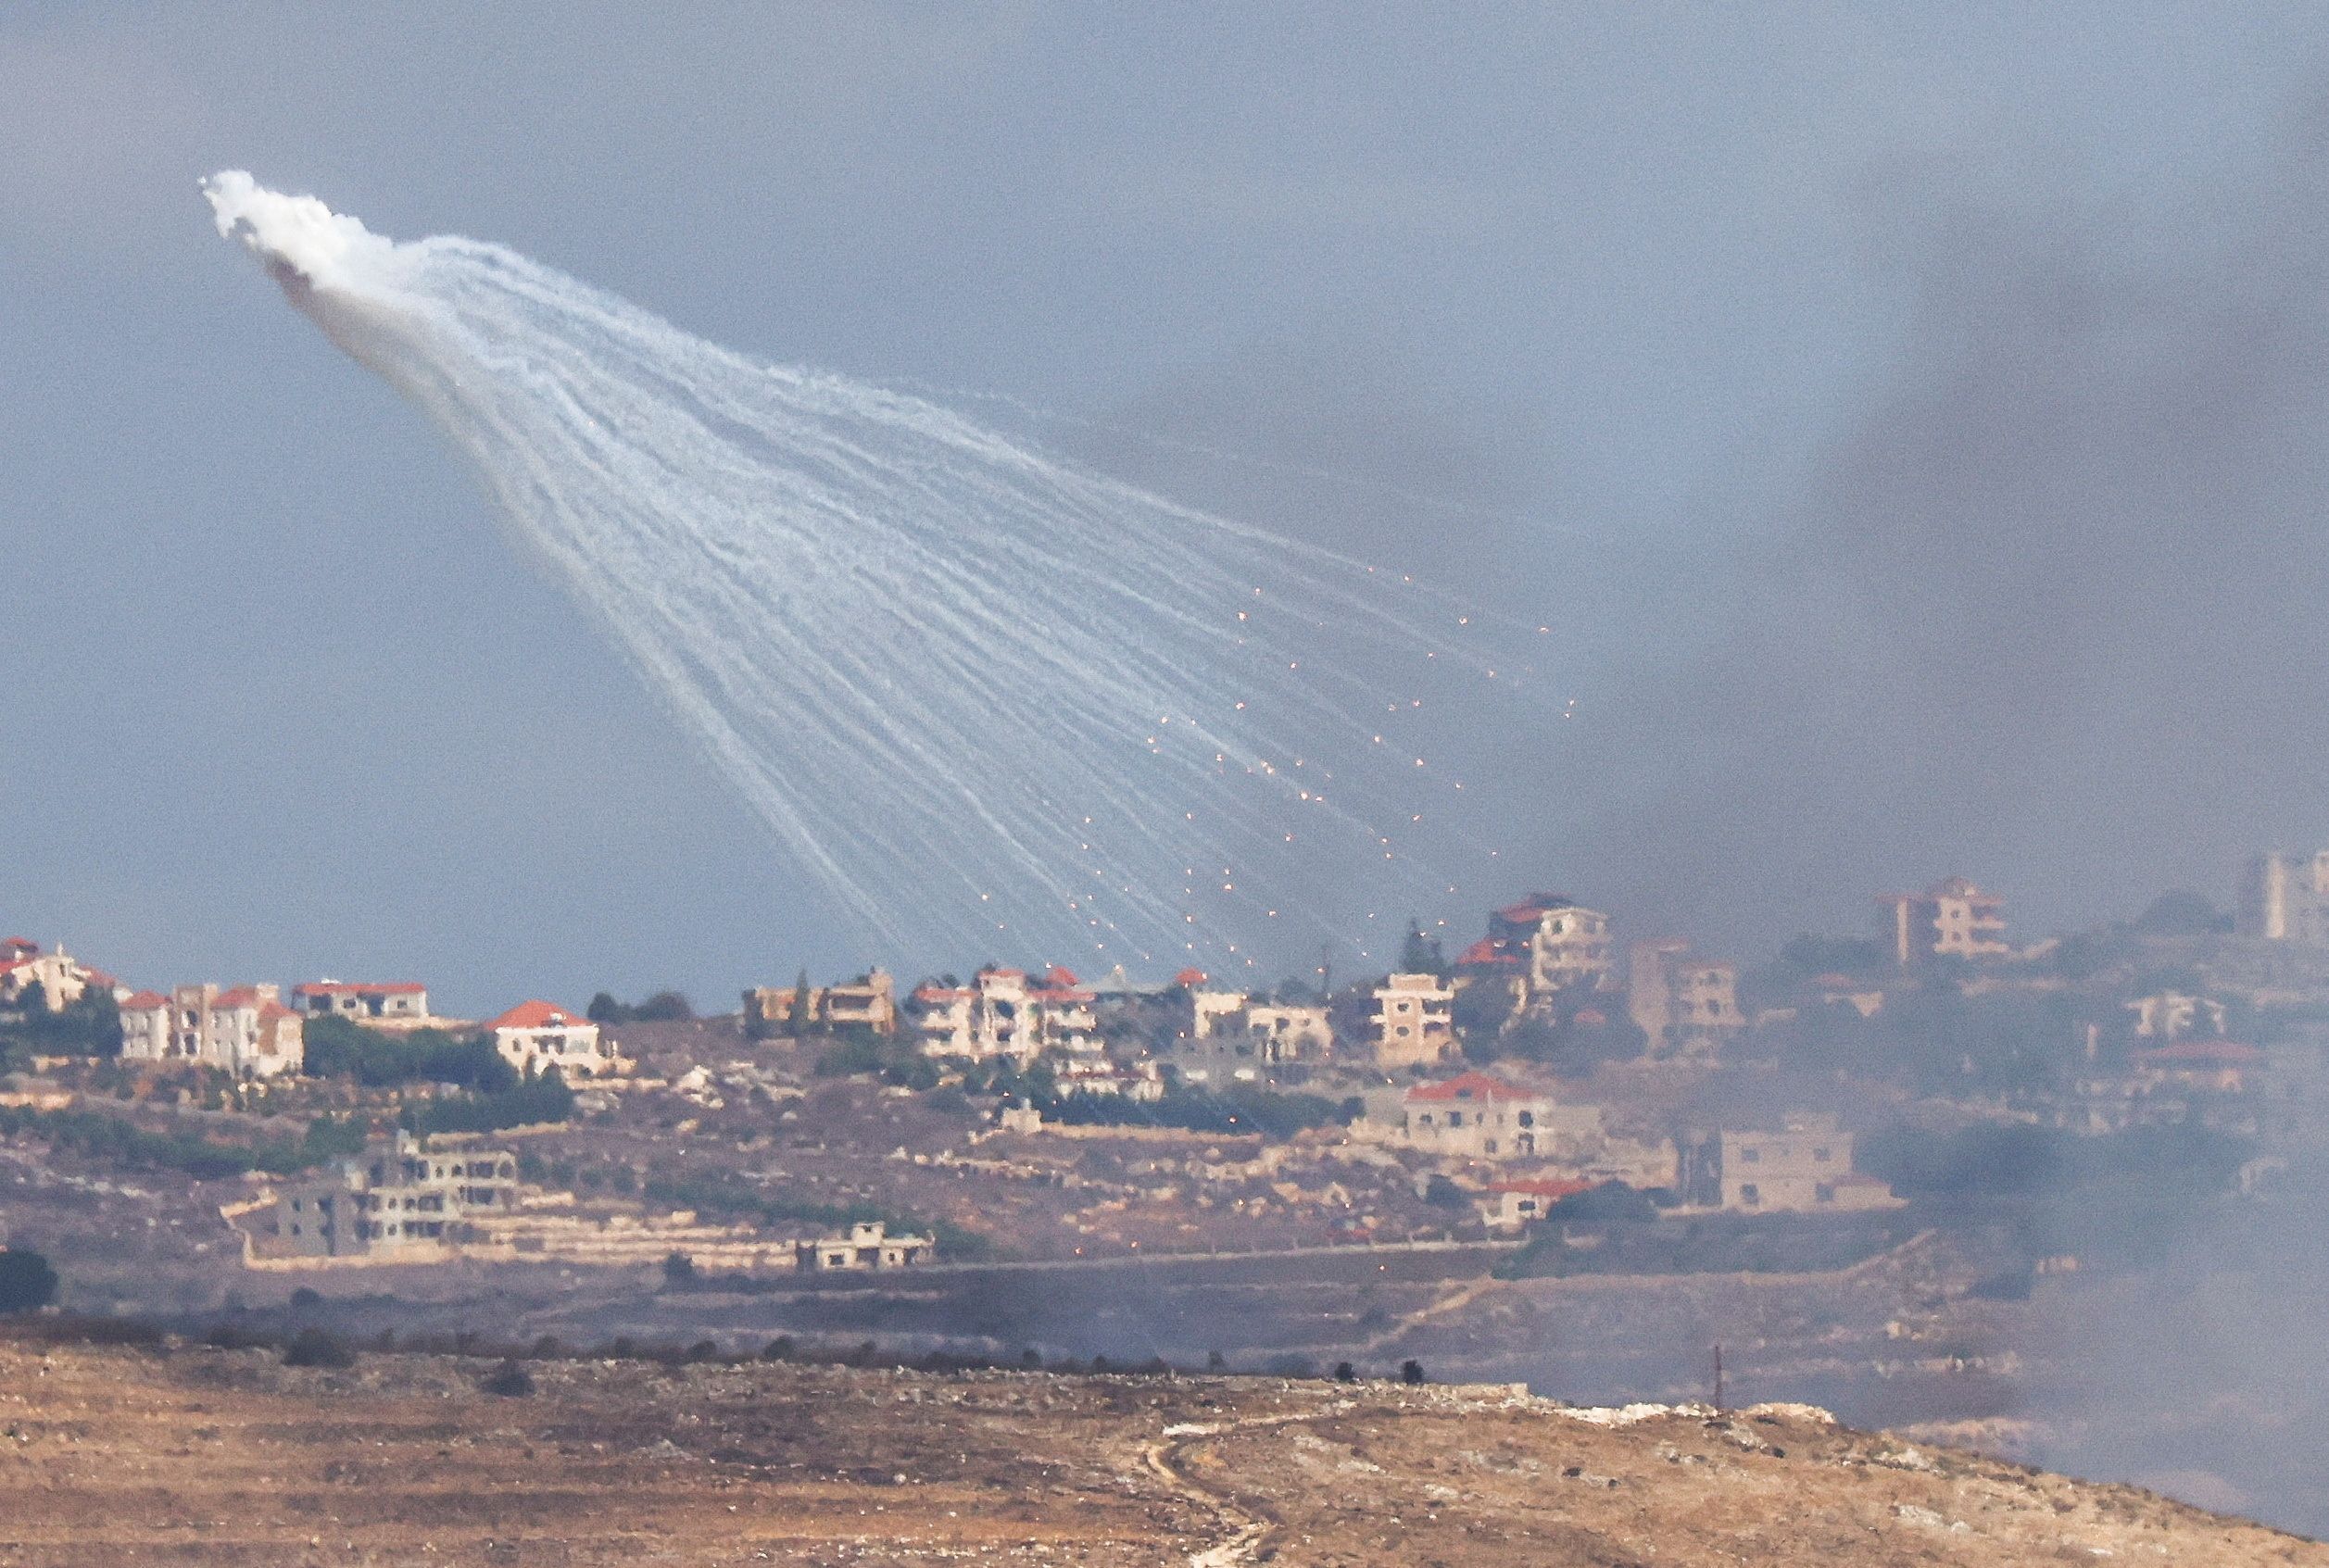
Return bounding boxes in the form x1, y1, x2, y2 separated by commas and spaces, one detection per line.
203, 172, 1548, 974
1552, 107, 2329, 947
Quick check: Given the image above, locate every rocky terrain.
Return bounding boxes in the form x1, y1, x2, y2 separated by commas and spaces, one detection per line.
0, 1327, 2318, 1566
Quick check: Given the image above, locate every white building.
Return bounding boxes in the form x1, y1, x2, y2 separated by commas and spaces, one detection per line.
1485, 895, 1614, 1008
0, 937, 112, 1011
485, 999, 632, 1080
1878, 877, 2009, 965
2241, 851, 2329, 946
291, 980, 433, 1025
1626, 938, 1743, 1057
118, 983, 305, 1078
1398, 1070, 1601, 1160
912, 967, 1097, 1061
1719, 1114, 1896, 1211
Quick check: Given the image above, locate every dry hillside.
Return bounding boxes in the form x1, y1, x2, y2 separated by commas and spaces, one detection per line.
0, 1330, 2317, 1567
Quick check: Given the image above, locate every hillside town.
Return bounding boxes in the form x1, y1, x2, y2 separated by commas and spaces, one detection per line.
7, 850, 2329, 1311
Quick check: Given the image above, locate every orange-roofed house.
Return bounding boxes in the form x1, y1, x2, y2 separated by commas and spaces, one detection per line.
119, 983, 304, 1077
486, 1000, 632, 1080
0, 937, 110, 1012
1398, 1070, 1602, 1160
1482, 895, 1614, 1014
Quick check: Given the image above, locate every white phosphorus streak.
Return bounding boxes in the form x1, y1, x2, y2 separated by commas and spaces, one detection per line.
202, 171, 1548, 968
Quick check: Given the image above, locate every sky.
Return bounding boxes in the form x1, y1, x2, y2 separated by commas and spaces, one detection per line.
5, 4, 2327, 1014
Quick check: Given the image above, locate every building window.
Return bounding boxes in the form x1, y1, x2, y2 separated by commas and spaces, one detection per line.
1815, 1183, 1836, 1203
1740, 1147, 1759, 1162
1739, 1184, 1760, 1206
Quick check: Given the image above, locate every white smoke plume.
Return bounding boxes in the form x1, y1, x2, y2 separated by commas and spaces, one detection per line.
202, 171, 1551, 972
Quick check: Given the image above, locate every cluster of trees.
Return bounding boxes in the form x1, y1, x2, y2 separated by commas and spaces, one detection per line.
1032, 1083, 1360, 1139
586, 990, 694, 1023
398, 1066, 574, 1135
0, 1248, 58, 1314
301, 1015, 515, 1091
0, 985, 122, 1067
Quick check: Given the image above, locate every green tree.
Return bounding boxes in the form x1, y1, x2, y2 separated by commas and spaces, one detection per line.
788, 969, 812, 1035
1399, 919, 1449, 978
0, 1248, 59, 1313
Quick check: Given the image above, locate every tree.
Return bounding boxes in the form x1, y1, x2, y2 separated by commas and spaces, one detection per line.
0, 1248, 58, 1313
634, 991, 694, 1022
2134, 891, 2231, 937
1400, 1359, 1426, 1386
586, 991, 628, 1023
661, 1250, 698, 1287
1399, 919, 1448, 978
788, 969, 812, 1035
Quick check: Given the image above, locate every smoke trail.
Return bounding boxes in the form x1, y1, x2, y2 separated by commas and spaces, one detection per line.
201, 172, 1551, 970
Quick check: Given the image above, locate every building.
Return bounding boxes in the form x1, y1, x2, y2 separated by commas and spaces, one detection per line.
263, 1131, 518, 1260
2134, 1039, 2264, 1096
912, 967, 1097, 1061
1626, 938, 1743, 1057
1483, 896, 1614, 1009
795, 1220, 935, 1271
2241, 851, 2329, 945
1476, 1177, 1594, 1231
1878, 877, 2009, 966
1718, 1115, 1895, 1211
118, 983, 305, 1077
1167, 982, 1334, 1077
485, 999, 632, 1080
0, 937, 111, 1011
291, 981, 432, 1025
2126, 990, 2227, 1042
1398, 1070, 1601, 1160
1369, 972, 1457, 1069
742, 970, 900, 1037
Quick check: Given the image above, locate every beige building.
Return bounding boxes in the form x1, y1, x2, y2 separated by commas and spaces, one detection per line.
291, 981, 433, 1025
1485, 896, 1614, 1008
1626, 938, 1743, 1057
118, 983, 304, 1078
796, 1220, 935, 1271
1879, 877, 2009, 965
1170, 983, 1334, 1077
2241, 851, 2329, 945
2127, 990, 2227, 1041
1398, 1070, 1602, 1160
0, 937, 111, 1011
1719, 1115, 1895, 1211
913, 967, 1097, 1061
485, 999, 632, 1080
261, 1132, 519, 1260
1369, 972, 1457, 1069
742, 969, 899, 1037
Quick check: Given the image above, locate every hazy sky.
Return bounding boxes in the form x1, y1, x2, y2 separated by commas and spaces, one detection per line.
5, 5, 2324, 1012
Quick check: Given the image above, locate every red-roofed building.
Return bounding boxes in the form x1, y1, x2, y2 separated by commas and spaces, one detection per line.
1482, 894, 1614, 1012
911, 967, 1098, 1062
120, 983, 303, 1077
0, 937, 111, 1013
486, 1000, 632, 1080
1398, 1070, 1601, 1160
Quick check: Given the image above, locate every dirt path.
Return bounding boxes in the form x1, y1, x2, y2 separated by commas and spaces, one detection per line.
1142, 1406, 1347, 1568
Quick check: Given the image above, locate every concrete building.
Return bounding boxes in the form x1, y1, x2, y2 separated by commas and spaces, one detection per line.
912, 966, 1097, 1061
1718, 1115, 1895, 1211
1368, 972, 1457, 1069
742, 969, 899, 1037
2127, 990, 2227, 1042
485, 999, 632, 1080
1399, 1070, 1601, 1160
0, 938, 111, 1011
118, 983, 304, 1078
1167, 983, 1334, 1079
1878, 877, 2009, 966
2240, 850, 2329, 946
1484, 895, 1614, 1008
263, 1131, 518, 1260
1476, 1177, 1594, 1231
1626, 938, 1743, 1057
290, 981, 432, 1025
795, 1220, 935, 1271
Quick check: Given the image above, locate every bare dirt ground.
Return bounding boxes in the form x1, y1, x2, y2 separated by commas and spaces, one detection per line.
0, 1331, 2319, 1567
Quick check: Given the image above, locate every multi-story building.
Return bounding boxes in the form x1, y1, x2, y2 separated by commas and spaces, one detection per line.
290, 981, 433, 1025
1166, 979, 1334, 1076
0, 937, 112, 1011
262, 1131, 519, 1260
912, 967, 1097, 1061
485, 999, 632, 1079
1626, 938, 1743, 1057
2126, 990, 2227, 1042
1398, 1070, 1602, 1160
1878, 877, 2009, 966
1368, 972, 1457, 1069
1465, 896, 1614, 1015
1718, 1115, 1895, 1211
118, 983, 304, 1077
742, 969, 899, 1037
2241, 851, 2329, 946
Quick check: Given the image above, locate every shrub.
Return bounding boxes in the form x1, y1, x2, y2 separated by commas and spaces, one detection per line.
282, 1327, 355, 1369
1400, 1359, 1426, 1386
481, 1361, 535, 1397
0, 1248, 59, 1314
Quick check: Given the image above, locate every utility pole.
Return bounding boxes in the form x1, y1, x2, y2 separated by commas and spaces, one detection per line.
1712, 1343, 1724, 1411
